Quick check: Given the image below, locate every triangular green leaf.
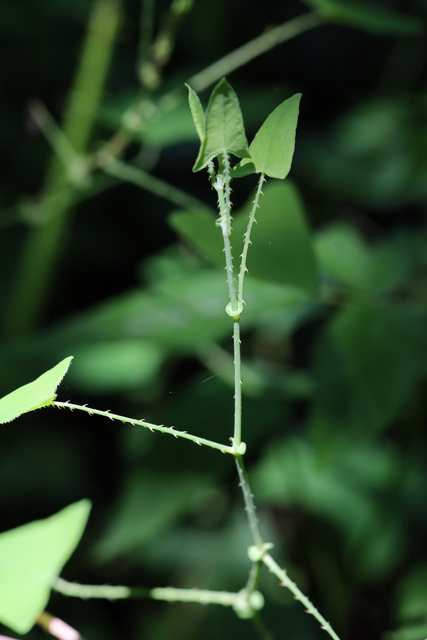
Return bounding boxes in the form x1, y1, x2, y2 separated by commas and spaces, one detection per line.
310, 304, 425, 443
0, 500, 91, 634
302, 0, 422, 35
192, 78, 250, 172
0, 357, 73, 424
248, 93, 301, 179
185, 83, 205, 142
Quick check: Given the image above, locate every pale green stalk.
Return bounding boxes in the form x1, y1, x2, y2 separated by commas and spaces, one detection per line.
233, 320, 243, 449
101, 157, 210, 212
5, 0, 121, 336
54, 401, 235, 455
28, 103, 83, 180
187, 12, 322, 93
54, 577, 262, 614
229, 169, 342, 639
139, 0, 194, 88
243, 555, 263, 596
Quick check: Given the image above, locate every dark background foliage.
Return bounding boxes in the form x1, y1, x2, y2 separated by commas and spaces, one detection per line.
1, 1, 427, 639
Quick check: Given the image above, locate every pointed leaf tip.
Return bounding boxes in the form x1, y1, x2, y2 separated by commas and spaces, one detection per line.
185, 83, 205, 143
192, 78, 250, 172
0, 356, 73, 424
249, 93, 301, 179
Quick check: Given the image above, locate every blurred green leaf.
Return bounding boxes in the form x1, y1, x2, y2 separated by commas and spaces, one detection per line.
253, 437, 406, 580
315, 224, 370, 291
93, 471, 211, 562
6, 250, 316, 392
0, 500, 91, 634
192, 78, 250, 172
316, 224, 419, 296
0, 357, 72, 424
66, 340, 164, 393
170, 182, 318, 293
384, 568, 427, 640
168, 208, 223, 265
233, 181, 318, 293
253, 437, 375, 539
310, 304, 427, 442
300, 98, 427, 209
383, 621, 427, 640
102, 95, 200, 148
302, 0, 423, 34
393, 564, 427, 623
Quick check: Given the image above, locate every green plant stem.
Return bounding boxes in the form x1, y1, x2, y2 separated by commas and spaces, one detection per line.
139, 0, 194, 88
5, 0, 121, 337
251, 612, 274, 640
229, 176, 340, 636
100, 157, 210, 212
235, 454, 263, 548
28, 102, 83, 178
262, 554, 341, 640
235, 454, 342, 640
54, 577, 242, 607
238, 173, 266, 303
233, 320, 243, 448
187, 12, 323, 93
244, 557, 263, 596
214, 157, 238, 311
53, 401, 235, 455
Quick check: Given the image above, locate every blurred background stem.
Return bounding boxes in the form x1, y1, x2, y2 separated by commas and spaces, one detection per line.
4, 0, 121, 337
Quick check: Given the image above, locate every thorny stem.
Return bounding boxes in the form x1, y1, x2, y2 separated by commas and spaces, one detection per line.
221, 164, 342, 639
235, 453, 342, 639
54, 401, 235, 455
238, 173, 266, 303
233, 320, 243, 449
235, 454, 263, 548
262, 555, 341, 640
214, 154, 238, 312
54, 578, 255, 610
